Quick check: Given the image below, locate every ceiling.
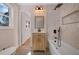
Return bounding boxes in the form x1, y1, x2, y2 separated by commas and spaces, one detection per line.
18, 3, 58, 6
17, 3, 58, 10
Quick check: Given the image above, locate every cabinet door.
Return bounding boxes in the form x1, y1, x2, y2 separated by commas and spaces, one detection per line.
40, 37, 46, 51
38, 34, 46, 51
32, 34, 38, 50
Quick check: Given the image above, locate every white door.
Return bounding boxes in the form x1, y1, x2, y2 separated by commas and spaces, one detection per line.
21, 12, 31, 44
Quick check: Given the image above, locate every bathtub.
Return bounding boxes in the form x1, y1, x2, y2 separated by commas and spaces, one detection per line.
0, 46, 17, 55
48, 40, 61, 55
48, 39, 79, 55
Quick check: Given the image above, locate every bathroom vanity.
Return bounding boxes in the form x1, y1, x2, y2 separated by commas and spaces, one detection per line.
32, 33, 47, 52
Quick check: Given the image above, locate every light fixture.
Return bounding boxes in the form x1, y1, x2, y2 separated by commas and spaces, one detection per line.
35, 6, 43, 10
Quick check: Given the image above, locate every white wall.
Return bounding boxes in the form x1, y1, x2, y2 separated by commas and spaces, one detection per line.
0, 3, 19, 51
47, 7, 60, 41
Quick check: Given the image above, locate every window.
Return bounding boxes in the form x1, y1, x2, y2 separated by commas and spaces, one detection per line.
0, 3, 9, 26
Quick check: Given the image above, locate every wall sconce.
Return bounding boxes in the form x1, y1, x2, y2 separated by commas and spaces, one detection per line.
26, 21, 30, 28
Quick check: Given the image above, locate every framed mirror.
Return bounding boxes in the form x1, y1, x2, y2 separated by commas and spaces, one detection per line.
35, 16, 44, 29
